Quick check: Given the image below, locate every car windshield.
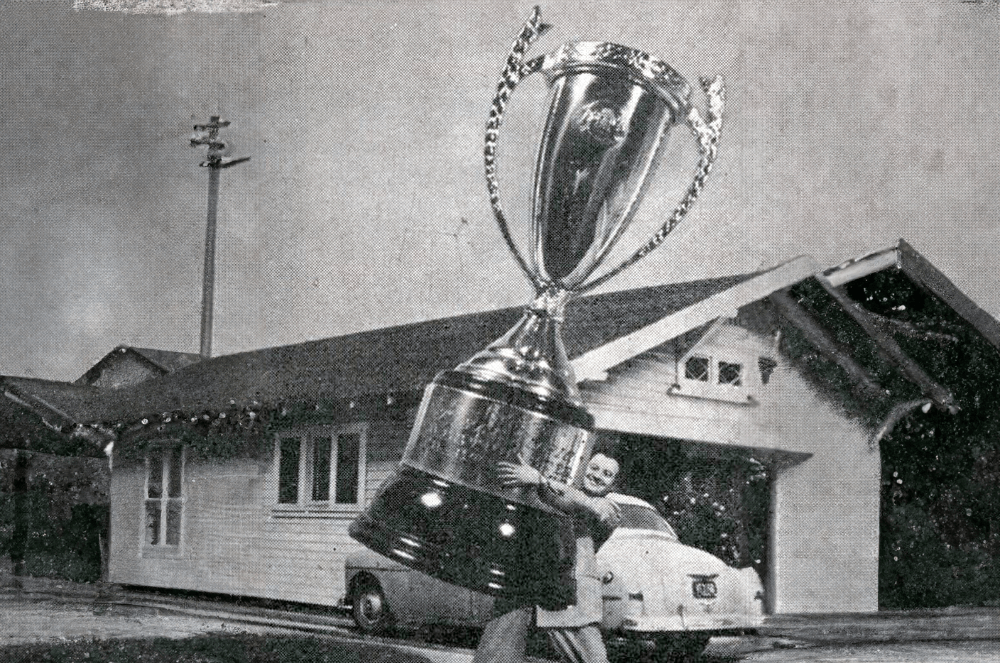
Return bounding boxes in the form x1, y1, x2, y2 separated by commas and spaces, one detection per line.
615, 502, 678, 539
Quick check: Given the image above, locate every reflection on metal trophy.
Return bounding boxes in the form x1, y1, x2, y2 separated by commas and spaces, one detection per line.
350, 6, 724, 608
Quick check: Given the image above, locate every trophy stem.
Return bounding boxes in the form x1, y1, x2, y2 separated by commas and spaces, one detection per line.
455, 288, 580, 405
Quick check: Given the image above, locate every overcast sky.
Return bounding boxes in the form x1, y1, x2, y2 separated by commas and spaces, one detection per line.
2, 0, 1000, 382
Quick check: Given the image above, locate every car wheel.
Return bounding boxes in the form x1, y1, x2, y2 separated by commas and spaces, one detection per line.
351, 578, 394, 634
652, 633, 711, 661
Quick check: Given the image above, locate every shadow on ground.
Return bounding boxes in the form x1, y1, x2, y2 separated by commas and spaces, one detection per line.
407, 624, 743, 663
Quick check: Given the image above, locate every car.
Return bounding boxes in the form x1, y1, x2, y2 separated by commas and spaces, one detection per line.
345, 493, 764, 658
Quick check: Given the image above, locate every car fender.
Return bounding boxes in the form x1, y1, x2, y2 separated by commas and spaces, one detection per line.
345, 548, 489, 628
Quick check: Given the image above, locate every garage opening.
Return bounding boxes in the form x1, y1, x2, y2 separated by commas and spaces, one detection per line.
605, 433, 771, 599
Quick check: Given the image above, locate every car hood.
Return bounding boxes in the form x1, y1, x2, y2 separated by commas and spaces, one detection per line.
599, 530, 736, 575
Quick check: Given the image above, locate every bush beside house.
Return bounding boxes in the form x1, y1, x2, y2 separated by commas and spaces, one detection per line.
0, 449, 109, 584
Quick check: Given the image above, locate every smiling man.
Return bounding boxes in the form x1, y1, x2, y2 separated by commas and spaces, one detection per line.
472, 451, 621, 663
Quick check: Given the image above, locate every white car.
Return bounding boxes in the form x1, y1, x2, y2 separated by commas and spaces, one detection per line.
345, 493, 764, 657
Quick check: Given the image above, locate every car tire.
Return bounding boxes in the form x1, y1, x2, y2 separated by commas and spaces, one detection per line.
351, 578, 394, 634
652, 633, 711, 661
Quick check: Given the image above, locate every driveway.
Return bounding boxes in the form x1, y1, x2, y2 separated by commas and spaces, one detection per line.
0, 584, 473, 663
743, 641, 1000, 662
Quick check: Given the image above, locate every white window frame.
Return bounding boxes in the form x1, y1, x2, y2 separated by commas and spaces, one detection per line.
675, 351, 752, 404
273, 422, 367, 516
142, 443, 185, 556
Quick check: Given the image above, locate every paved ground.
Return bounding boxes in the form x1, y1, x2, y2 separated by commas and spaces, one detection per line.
742, 641, 1000, 662
3, 600, 269, 643
3, 577, 999, 662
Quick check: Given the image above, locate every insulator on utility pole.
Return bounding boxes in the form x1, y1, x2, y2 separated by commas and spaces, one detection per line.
190, 115, 250, 359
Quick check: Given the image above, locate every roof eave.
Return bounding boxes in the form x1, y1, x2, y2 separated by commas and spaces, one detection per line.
572, 255, 822, 382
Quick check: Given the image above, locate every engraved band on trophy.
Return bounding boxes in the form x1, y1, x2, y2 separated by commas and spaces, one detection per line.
350, 6, 724, 608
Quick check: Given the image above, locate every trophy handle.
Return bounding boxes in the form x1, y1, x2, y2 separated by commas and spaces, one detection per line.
577, 76, 726, 294
484, 6, 549, 292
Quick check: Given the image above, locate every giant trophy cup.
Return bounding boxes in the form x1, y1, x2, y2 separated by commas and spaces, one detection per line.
350, 7, 724, 608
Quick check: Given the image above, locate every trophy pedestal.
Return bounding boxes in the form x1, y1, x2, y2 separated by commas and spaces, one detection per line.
350, 369, 593, 608
349, 465, 576, 608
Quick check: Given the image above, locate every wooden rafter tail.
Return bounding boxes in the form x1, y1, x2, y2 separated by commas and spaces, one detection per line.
768, 290, 886, 398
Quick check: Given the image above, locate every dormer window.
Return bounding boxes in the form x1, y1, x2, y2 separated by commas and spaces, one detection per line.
718, 361, 743, 386
685, 356, 710, 381
674, 351, 755, 404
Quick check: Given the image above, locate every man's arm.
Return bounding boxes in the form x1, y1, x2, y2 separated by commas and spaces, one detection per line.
497, 455, 620, 525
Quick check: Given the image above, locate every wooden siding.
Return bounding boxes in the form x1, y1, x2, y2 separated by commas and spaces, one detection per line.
108, 410, 415, 607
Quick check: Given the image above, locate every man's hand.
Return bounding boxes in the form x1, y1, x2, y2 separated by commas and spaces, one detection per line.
586, 496, 622, 526
498, 453, 544, 488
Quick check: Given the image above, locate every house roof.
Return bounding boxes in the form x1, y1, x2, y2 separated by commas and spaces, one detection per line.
571, 256, 820, 381
0, 377, 108, 455
74, 346, 203, 386
820, 241, 1000, 347
775, 239, 1000, 423
1, 377, 105, 426
83, 272, 757, 425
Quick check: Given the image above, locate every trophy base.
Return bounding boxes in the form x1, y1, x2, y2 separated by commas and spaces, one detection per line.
349, 465, 576, 609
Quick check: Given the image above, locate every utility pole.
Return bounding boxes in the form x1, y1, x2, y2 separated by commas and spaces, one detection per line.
189, 116, 250, 359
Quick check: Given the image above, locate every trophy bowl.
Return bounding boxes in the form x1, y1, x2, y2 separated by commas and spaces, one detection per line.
350, 7, 723, 608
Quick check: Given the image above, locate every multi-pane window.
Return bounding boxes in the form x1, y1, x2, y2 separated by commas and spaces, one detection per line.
277, 424, 365, 508
145, 445, 184, 548
681, 355, 745, 389
685, 356, 710, 381
718, 361, 743, 386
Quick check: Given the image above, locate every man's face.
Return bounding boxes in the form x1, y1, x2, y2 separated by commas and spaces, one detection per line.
582, 454, 619, 496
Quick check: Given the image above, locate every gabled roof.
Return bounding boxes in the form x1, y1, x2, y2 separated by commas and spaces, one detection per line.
127, 347, 203, 373
825, 240, 1000, 351
74, 346, 203, 386
571, 256, 820, 381
84, 271, 761, 425
773, 239, 1000, 425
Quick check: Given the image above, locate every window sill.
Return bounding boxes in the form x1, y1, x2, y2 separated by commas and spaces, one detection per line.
141, 545, 184, 559
667, 383, 759, 406
271, 506, 361, 519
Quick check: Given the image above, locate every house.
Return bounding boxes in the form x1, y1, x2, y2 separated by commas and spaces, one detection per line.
74, 346, 203, 390
572, 240, 1000, 612
26, 240, 1000, 614
86, 260, 812, 611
